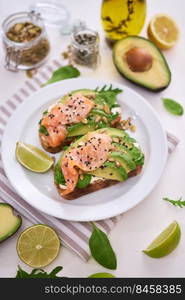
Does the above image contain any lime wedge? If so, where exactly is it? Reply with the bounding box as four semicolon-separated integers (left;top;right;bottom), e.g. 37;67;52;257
16;142;54;173
143;221;181;258
17;224;61;268
88;272;115;278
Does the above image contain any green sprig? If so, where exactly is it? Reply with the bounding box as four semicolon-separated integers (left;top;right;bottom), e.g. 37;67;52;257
15;265;63;278
163;197;185;208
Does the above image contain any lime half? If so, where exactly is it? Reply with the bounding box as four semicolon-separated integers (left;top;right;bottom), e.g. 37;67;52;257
89;273;115;278
16;142;54;173
17;224;61;268
143;221;181;258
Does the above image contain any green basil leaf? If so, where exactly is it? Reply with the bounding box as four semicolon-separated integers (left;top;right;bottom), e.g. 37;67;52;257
16;266;30;278
43;65;80;86
89;223;117;270
88;272;115;278
39;125;49;136
49;266;63;277
54;164;66;185
162;98;184;116
76;174;92;188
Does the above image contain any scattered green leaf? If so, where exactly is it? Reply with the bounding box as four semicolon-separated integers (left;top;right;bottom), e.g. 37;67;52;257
163;197;185;208
42;65;80;86
162;98;184;116
89;223;117;270
39;125;49;136
95;85;122;109
15;265;63;278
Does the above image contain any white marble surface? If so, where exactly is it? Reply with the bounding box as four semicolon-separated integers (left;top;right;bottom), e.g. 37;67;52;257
0;0;185;278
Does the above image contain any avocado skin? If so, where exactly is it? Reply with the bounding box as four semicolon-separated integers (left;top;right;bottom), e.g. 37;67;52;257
0;203;22;243
113;36;171;92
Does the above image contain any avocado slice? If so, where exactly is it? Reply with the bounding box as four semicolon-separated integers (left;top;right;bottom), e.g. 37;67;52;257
112;142;144;165
67;121;97;137
0;203;22;243
113;36;171;92
61;89;95;104
110;151;136;172
87;161;128;181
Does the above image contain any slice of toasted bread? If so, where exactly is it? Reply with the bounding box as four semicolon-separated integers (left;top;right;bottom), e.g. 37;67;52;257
56;165;142;200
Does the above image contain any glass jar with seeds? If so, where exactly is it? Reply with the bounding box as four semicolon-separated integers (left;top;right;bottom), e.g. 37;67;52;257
2;11;50;71
70;26;100;68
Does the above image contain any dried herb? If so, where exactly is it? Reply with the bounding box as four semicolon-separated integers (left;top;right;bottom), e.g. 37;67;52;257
102;0;135;35
162;98;184;116
89;223;117;270
42;65;80;86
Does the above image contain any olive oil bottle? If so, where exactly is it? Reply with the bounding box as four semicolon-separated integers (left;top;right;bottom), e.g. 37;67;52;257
101;0;146;43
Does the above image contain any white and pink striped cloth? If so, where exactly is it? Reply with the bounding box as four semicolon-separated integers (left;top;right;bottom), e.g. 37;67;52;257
0;59;179;261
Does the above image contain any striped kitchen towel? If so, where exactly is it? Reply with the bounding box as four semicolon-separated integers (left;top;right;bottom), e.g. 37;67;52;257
0;59;179;261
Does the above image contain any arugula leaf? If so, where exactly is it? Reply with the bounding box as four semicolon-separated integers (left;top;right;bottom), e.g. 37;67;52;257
162;98;184;116
163;197;185;208
54;164;66;185
91;109;118;121
15;265;63;278
95;85;122;109
39;125;49;136
43;65;80;86
89;223;117;270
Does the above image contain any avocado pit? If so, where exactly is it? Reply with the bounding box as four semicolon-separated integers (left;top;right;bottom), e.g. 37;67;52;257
125;47;153;72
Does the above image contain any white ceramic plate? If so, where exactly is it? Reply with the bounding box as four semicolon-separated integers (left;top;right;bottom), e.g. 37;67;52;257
2;78;168;221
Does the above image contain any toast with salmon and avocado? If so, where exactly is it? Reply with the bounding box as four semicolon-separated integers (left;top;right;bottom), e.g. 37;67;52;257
39;86;122;153
54;128;144;200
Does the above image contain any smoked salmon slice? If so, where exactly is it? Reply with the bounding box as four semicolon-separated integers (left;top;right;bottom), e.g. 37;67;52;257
61;132;112;195
40;94;94;148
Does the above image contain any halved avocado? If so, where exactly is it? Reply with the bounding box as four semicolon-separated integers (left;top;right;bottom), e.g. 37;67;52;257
113;36;171;91
87;161;128;181
0;203;22;243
